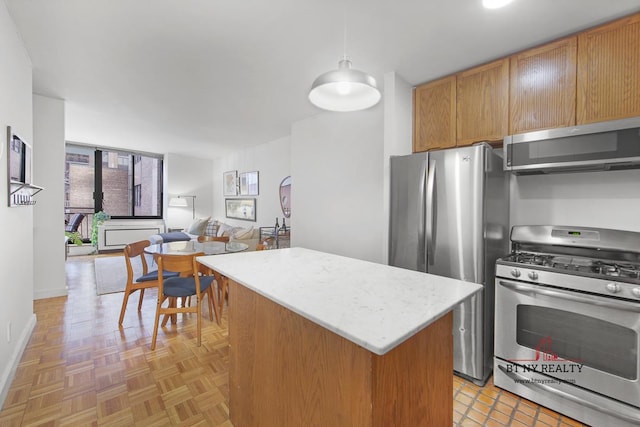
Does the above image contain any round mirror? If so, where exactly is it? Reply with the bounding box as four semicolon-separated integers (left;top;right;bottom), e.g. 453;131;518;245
279;176;291;218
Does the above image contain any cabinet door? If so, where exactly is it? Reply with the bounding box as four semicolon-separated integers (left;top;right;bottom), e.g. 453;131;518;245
456;58;509;146
510;37;577;134
413;76;456;152
577;13;640;124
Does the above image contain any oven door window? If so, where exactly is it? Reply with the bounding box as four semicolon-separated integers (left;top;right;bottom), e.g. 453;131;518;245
517;305;638;380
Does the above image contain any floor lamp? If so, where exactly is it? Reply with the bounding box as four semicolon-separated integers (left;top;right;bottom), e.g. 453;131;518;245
169;195;196;219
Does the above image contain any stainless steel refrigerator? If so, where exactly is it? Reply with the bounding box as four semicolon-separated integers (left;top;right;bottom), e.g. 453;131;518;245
389;143;509;384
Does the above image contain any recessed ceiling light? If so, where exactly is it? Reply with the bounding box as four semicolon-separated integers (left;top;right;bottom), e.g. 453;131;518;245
483;0;513;9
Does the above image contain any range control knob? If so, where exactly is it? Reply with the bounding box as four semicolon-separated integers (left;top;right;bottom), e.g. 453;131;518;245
606;283;621;294
511;269;521;278
528;271;539;280
632;288;640;298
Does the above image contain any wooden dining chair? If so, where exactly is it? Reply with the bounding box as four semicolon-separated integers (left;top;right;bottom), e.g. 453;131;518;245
209;241;267;322
197;235;230;243
151;252;218;350
211;269;230;324
195;235;230;315
119;239;180;325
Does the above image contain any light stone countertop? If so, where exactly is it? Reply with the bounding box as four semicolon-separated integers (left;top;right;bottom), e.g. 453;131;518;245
197;247;482;355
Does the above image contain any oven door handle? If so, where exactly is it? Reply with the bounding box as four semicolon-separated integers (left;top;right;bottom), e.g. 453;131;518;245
497;364;640;424
498;280;640;312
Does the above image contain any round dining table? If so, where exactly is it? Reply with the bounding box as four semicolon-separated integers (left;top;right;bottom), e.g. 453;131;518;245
144;240;249;256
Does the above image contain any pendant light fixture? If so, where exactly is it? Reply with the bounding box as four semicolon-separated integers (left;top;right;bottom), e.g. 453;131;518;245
308;4;381;112
482;0;513;8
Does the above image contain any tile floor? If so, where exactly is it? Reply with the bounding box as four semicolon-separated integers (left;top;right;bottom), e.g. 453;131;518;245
453;375;588;427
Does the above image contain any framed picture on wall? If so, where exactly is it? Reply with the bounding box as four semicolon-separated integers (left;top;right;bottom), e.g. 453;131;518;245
225;198;256;221
239;171;259;195
223;170;238;196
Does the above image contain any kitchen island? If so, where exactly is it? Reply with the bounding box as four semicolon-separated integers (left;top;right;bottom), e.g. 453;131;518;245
197;248;482;427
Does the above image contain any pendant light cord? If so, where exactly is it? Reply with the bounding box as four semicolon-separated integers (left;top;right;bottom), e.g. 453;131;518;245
343;0;348;61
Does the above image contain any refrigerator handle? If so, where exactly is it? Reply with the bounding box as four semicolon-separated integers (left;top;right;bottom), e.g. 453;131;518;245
426;161;436;266
418;163;427;270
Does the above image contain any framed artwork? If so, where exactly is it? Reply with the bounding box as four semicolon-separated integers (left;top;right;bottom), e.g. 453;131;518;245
225;198;256;221
223;170;238;196
239;171;259;195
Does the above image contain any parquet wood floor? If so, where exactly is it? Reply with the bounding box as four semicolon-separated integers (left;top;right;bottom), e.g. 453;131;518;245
1;255;232;427
0;255;587;426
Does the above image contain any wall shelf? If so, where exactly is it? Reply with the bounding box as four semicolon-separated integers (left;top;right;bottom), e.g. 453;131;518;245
6;126;44;206
8;181;44;206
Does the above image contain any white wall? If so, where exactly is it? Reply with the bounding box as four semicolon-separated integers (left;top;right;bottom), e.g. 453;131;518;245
33;94;66;299
164;153;214;229
510;169;640;231
212;136;291;229
291;107;385;263
0;1;37;409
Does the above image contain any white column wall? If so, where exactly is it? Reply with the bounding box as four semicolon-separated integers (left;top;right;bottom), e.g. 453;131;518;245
0;1;37;409
33;94;66;299
291;107;385;264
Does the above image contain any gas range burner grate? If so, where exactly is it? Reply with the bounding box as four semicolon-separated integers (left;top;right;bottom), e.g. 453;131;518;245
510;252;554;266
591;261;640;279
503;252;640;281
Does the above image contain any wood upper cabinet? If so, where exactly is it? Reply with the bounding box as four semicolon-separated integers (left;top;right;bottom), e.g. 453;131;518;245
577;13;640;124
413;75;457;152
412;12;640;151
510;37;577;135
456;58;509;146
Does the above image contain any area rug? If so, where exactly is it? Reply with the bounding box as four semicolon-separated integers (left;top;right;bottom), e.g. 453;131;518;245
94;254;154;295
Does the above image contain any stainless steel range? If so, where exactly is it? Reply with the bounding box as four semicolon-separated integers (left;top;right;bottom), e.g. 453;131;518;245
494;225;640;427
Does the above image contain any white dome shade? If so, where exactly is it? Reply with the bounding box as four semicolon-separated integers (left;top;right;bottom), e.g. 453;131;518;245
308;59;381;112
483;0;513;9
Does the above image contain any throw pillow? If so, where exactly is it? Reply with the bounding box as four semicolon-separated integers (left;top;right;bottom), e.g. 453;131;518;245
204;219;219;237
232;226;254;240
217;222;234;237
187;216;210;236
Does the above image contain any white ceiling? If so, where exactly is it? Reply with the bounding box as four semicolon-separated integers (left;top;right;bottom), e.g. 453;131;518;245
5;0;640;159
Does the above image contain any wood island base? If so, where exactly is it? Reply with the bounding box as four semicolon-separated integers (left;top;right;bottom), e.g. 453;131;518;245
228;279;454;427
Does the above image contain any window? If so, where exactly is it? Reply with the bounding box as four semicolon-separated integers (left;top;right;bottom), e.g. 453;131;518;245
65;144;163;220
64;145;95;238
134;184;142;207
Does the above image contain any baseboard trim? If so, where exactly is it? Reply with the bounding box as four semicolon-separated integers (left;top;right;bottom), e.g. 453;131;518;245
0;313;36;410
34;287;68;300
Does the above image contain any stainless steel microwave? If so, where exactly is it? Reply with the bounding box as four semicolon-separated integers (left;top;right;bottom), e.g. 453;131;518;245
503;117;640;174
